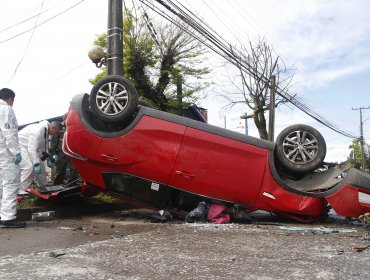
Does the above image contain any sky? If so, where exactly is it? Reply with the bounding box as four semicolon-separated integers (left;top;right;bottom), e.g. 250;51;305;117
0;0;370;163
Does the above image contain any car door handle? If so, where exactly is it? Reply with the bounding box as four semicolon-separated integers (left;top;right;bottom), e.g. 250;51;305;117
175;171;194;179
100;153;118;161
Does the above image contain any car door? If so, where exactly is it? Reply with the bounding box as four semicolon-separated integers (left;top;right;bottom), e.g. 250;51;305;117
95;115;186;185
169;127;269;206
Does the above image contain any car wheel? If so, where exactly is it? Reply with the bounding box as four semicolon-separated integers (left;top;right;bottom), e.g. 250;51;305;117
275;124;326;173
89;75;138;123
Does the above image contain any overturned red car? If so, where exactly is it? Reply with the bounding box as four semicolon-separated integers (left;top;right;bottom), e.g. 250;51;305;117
62;76;370;222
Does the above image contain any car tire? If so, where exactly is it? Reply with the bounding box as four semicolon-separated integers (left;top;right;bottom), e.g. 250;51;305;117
89;75;138;123
275;124;326;173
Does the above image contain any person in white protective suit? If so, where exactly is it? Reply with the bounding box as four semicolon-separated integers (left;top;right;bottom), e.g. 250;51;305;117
0;88;26;228
18;120;62;195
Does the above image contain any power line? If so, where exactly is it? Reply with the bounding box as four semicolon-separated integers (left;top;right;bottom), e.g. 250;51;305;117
9;0;45;83
196;0;356;130
0;0;86;45
268;0;354;119
0;0;68;34
31;60;89;96
140;0;358;139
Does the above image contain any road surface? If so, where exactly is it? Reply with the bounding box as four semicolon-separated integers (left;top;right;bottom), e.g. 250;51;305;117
1;208;369;280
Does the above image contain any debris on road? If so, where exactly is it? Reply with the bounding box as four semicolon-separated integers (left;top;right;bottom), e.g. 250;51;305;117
185;202;252;224
363;233;370;240
48;251;66;258
279;226;357;234
31;211;55;222
149;209;173;223
358;212;370;226
207;203;231;224
352;244;370;252
58;226;84;231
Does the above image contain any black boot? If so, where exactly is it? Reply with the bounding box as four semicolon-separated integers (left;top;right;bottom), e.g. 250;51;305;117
0;218;26;228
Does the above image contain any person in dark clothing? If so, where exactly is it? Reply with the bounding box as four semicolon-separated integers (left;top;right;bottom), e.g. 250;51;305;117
49;114;79;186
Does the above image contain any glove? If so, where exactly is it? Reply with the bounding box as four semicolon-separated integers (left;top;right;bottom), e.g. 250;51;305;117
34;163;42;174
13;153;22;165
47;159;53;168
52;154;59;163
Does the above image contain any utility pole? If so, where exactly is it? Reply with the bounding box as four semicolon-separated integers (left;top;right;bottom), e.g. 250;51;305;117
107;0;123;76
268;75;276;142
176;74;183;116
352;106;370;171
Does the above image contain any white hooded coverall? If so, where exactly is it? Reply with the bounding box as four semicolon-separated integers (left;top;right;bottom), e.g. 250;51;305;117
0;99;21;221
18;120;49;194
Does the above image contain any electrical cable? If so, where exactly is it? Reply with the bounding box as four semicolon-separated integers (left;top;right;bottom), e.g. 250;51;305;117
184;0;355;127
0;0;68;34
269;0;354;119
139;0;358;139
9;0;45;83
31;60;89;96
0;0;86;45
167;1;357;139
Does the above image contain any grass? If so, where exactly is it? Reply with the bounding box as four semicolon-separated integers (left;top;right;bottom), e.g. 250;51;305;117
89;193;122;204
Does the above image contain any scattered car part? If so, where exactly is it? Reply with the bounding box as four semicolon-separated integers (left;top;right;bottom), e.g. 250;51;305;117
32;211;55;222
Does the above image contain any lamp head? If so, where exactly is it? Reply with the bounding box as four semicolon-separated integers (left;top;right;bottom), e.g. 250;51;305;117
88;45;106;67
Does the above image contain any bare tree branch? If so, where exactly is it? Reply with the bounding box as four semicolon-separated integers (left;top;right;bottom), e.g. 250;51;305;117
218;37;296;139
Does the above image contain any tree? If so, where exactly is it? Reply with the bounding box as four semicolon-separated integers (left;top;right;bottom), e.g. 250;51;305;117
90;9;211;112
349;139;370;171
220;38;295;140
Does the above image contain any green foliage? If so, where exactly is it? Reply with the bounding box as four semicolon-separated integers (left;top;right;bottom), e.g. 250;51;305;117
122;9;156;95
89;8;211;112
92;193;121;203
89;69;106;85
349;139;370;170
93;33;108;48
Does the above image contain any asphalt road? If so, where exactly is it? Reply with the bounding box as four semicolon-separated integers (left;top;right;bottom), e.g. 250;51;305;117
1;206;369;280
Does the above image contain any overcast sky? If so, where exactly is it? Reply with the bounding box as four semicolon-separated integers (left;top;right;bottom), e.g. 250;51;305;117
1;0;370;162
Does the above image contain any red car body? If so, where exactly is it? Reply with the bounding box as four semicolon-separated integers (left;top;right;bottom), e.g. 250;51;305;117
63;93;370;222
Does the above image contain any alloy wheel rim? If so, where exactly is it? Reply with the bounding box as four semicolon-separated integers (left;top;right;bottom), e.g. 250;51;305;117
95;82;129;116
282;130;319;165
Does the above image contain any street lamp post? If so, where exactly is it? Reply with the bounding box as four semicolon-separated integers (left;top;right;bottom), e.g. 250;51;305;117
87;0;124;75
107;0;123;76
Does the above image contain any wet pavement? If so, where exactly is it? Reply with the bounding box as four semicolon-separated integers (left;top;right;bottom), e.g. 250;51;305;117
0;203;369;280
